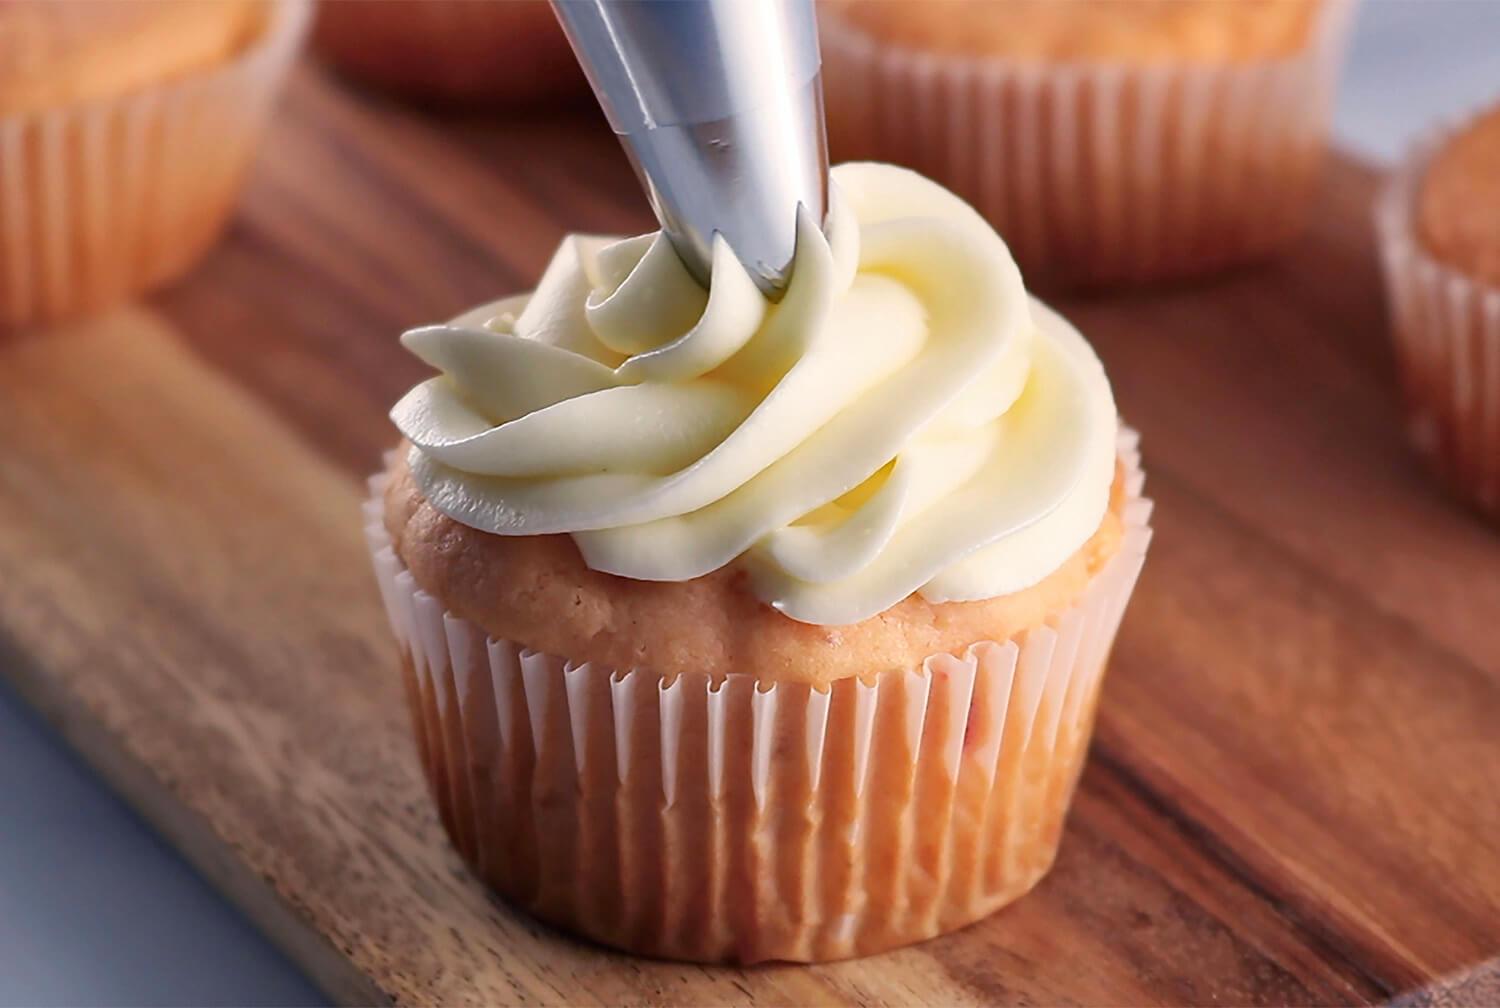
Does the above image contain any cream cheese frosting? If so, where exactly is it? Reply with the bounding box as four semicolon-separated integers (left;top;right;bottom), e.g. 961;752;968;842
392;162;1118;626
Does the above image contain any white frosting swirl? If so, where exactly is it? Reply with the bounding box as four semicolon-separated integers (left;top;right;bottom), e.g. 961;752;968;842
392;163;1118;626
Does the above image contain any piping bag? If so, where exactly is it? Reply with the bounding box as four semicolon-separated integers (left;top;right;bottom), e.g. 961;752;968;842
550;0;828;299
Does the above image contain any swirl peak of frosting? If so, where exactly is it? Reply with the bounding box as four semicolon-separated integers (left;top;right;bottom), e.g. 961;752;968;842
392;162;1118;626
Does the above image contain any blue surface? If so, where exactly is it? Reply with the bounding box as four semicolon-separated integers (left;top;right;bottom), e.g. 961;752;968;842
3;4;1499;1003
1335;0;1500;161
0;684;323;1007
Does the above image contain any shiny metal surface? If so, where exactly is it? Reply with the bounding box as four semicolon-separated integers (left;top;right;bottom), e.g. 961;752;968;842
551;0;828;297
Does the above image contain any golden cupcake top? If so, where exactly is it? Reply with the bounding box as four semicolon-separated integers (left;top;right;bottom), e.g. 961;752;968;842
1417;103;1500;289
0;0;265;115
312;0;584;104
821;0;1325;63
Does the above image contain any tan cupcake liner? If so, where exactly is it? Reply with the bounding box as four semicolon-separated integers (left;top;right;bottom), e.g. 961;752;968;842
818;0;1357;288
364;429;1152;963
0;0;310;327
1376;123;1500;522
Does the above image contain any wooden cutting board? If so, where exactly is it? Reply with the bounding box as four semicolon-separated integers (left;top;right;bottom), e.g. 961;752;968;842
2;63;1498;1007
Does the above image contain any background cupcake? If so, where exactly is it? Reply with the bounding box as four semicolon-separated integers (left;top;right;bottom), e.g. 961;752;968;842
818;0;1358;289
312;0;586;106
366;162;1152;963
1377;101;1500;523
0;0;308;326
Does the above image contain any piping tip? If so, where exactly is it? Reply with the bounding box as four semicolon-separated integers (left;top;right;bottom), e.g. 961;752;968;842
552;0;828;299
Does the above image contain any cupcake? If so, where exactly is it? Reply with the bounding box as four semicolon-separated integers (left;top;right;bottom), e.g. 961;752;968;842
0;0;308;326
312;0;585;105
1377;102;1500;523
818;0;1358;288
365;162;1152;962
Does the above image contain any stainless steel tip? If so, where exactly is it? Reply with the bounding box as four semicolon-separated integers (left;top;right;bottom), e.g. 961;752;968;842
551;0;828;298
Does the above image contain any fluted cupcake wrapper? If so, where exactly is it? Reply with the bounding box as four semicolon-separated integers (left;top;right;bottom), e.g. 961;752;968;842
364;430;1152;963
0;0;309;327
1376;124;1500;522
818;0;1356;289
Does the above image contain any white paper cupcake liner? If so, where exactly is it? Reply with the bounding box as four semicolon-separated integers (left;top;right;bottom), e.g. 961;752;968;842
364;429;1152;963
0;0;310;327
818;0;1357;288
1376;118;1500;521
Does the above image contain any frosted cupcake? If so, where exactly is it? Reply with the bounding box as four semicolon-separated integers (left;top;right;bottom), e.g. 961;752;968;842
365;162;1152;962
818;0;1357;288
0;0;308;325
1377;102;1500;522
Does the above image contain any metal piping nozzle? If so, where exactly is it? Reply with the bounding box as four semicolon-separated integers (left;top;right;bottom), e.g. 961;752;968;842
551;0;828;299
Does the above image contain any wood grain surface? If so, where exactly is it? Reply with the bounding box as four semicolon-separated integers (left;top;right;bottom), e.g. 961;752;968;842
2;62;1499;1006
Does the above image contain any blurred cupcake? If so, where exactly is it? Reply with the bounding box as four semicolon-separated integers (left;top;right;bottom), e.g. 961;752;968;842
312;0;585;105
819;0;1357;288
365;162;1152;962
0;0;308;326
1377;102;1500;523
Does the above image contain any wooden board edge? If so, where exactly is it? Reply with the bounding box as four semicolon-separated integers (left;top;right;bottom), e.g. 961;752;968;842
1388;960;1500;1008
0;630;388;1007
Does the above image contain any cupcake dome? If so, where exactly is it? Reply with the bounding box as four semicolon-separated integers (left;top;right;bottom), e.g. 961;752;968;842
1377;102;1500;522
1416;104;1500;288
818;0;1357;288
312;0;585;105
823;0;1325;63
0;0;264;113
